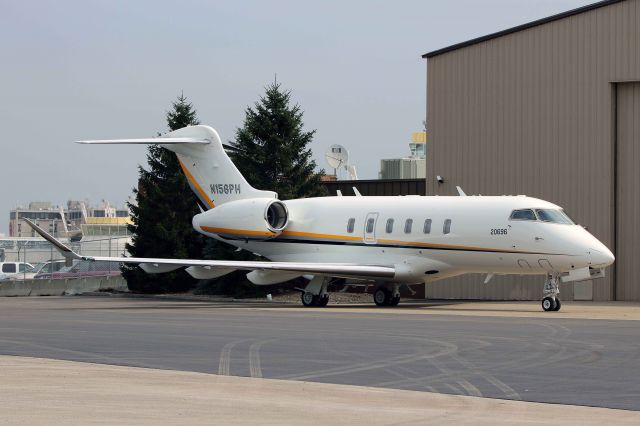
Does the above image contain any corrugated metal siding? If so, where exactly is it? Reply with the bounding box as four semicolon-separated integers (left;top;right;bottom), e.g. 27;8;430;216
616;82;640;301
426;0;640;301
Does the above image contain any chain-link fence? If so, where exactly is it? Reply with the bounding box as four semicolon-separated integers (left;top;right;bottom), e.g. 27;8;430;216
0;237;130;280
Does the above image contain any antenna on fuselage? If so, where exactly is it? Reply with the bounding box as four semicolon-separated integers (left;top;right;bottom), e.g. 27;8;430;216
456;186;467;196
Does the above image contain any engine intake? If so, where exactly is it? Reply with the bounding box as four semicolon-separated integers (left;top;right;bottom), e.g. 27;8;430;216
193;198;289;240
266;200;288;232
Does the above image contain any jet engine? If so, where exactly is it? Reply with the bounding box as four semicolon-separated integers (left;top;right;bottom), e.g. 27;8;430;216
192;197;289;240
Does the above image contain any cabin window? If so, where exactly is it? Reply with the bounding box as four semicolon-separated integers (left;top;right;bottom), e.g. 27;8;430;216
443;219;452;234
2;263;16;273
347;218;355;233
423;219;432;234
366;218;375;233
385;218;394;233
404;219;413;234
510;209;537;221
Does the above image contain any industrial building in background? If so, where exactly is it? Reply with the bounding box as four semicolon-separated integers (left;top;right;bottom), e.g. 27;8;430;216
379;132;426;179
2;200;131;263
423;0;639;301
9;200;128;238
321;132;426;196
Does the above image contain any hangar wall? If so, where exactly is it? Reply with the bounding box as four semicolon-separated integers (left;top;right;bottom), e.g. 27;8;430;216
424;0;640;301
616;82;640;301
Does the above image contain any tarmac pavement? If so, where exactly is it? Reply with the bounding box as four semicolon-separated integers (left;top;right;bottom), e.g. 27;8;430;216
0;296;639;415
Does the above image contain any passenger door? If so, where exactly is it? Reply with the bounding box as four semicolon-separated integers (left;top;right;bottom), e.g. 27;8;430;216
363;212;379;244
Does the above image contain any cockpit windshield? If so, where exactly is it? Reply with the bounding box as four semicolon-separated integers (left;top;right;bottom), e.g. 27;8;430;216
510;208;575;224
509;209;537;221
535;209;574;225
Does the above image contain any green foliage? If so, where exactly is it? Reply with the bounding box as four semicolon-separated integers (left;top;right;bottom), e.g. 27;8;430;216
122;94;204;293
199;83;327;296
228;83;327;199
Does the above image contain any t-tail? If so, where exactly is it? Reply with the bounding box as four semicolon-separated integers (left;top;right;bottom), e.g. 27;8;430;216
77;125;276;210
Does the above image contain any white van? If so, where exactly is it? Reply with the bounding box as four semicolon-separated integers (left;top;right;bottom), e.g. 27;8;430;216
0;262;36;279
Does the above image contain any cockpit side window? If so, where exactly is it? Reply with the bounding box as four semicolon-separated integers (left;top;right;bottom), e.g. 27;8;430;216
535;209;574;225
509;209;537;221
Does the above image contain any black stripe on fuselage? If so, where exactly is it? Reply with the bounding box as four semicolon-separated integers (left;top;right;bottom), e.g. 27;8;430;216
215;235;573;256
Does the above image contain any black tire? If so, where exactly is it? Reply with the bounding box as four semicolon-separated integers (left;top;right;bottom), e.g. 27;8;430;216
316;295;329;307
552;298;562;311
389;295;400;306
374;288;391;307
301;292;318;307
542;296;556;312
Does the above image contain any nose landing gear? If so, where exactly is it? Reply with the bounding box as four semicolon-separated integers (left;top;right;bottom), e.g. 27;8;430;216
541;274;562;312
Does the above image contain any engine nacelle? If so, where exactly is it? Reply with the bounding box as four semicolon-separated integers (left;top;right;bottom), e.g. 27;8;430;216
192;198;289;240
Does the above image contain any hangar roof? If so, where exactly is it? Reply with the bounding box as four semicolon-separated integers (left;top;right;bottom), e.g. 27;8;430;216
422;0;624;58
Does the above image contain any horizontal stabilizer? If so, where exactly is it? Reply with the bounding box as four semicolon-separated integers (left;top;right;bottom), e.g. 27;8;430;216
76;138;210;145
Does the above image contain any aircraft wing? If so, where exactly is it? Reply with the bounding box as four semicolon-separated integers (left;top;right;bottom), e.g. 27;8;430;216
24;219;395;280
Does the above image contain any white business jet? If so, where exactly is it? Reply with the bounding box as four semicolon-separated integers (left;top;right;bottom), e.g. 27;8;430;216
25;125;614;311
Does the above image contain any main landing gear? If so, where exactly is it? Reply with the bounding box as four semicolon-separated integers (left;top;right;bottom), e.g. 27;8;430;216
301;291;329;307
541;274;562;312
373;284;401;307
300;276;330;307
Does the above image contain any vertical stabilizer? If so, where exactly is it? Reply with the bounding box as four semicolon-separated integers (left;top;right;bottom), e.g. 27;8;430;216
78;125;277;209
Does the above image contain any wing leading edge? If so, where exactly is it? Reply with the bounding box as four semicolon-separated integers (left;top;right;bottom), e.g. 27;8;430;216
24;219;395;280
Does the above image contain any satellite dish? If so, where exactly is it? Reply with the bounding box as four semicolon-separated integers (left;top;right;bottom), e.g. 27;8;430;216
325;144;349;169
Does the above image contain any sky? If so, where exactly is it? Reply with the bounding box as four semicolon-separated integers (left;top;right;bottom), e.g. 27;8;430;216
0;0;594;235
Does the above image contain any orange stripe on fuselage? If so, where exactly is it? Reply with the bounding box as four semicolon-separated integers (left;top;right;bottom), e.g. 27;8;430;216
200;226;522;253
376;238;514;253
281;230;362;241
201;226;274;237
178;160;215;209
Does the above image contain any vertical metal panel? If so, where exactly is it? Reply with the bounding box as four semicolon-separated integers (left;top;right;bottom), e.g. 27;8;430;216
616;82;640;301
426;0;640;300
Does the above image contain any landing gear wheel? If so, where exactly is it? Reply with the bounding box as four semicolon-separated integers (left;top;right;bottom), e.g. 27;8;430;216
374;288;391;307
316;294;329;307
388;295;400;306
301;292;318;307
542;296;556;312
552;298;562;311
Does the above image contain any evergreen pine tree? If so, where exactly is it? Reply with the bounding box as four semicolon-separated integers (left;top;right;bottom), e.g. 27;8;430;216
228;83;327;199
123;94;204;293
196;83;326;296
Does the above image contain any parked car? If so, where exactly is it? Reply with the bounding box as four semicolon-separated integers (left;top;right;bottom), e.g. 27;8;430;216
32;260;68;278
0;262;36;279
36;260;121;279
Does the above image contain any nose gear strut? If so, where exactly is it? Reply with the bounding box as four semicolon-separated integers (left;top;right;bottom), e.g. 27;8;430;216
542;273;561;312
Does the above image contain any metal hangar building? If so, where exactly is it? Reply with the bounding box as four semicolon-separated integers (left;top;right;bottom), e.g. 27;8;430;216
423;0;640;301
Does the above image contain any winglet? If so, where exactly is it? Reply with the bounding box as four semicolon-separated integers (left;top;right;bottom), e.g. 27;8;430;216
23;219;83;260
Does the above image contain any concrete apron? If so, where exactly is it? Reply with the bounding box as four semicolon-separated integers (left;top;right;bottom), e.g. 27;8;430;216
1;356;639;425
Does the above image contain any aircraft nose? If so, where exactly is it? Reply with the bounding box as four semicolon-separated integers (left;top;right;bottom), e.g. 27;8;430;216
588;243;615;267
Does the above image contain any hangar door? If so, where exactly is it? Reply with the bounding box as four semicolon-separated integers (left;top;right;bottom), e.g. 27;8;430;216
616;82;640;301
